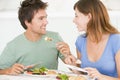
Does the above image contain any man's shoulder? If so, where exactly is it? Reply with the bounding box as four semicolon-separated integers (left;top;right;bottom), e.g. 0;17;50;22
46;31;58;35
45;31;62;40
46;31;59;36
7;33;24;45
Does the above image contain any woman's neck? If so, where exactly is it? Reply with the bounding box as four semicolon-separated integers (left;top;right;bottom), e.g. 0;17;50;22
87;34;110;44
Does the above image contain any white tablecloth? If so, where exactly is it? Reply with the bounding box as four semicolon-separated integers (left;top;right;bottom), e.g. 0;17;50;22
0;73;94;80
0;75;57;80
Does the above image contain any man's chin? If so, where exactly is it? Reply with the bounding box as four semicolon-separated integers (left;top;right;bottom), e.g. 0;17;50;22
42;31;46;35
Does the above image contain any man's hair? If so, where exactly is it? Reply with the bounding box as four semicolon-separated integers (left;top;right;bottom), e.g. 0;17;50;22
18;0;48;29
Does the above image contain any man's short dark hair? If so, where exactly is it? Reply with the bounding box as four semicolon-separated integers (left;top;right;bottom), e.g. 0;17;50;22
18;0;48;29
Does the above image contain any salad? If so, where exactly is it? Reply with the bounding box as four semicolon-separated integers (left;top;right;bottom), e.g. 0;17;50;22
26;67;48;75
56;74;69;80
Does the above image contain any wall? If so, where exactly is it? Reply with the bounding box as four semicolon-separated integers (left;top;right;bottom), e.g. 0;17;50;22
0;0;120;71
0;10;120;71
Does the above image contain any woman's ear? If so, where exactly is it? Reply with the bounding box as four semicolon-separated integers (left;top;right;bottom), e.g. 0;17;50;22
87;13;92;21
85;13;91;24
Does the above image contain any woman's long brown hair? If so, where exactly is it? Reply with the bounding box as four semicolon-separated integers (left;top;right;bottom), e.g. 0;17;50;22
74;0;119;43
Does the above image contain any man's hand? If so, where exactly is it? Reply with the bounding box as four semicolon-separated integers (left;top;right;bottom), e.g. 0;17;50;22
64;55;76;65
56;42;71;56
6;63;24;75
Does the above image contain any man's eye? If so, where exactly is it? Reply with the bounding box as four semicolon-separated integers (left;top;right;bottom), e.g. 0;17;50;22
39;17;47;20
39;18;43;20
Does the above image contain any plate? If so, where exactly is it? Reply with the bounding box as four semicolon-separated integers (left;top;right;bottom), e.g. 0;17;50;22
23;72;57;78
22;70;62;78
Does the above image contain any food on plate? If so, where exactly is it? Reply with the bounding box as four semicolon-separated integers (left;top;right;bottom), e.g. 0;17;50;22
25;66;86;80
56;74;69;80
47;70;57;75
26;67;48;75
69;76;86;80
56;73;87;80
44;37;52;41
25;67;57;75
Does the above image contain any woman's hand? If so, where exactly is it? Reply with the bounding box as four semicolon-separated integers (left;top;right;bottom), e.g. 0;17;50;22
85;67;103;80
56;42;71;56
6;63;24;75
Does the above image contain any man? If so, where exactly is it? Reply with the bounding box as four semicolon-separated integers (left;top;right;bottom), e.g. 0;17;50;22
0;0;75;75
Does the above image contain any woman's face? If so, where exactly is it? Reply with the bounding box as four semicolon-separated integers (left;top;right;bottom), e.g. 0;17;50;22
73;8;91;32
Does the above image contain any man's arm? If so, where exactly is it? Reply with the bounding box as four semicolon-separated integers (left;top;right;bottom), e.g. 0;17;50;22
0;63;24;75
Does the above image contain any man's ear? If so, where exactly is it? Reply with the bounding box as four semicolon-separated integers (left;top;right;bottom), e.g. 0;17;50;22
25;20;30;28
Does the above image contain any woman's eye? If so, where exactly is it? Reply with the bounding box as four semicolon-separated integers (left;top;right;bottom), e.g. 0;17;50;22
75;14;78;17
75;15;78;17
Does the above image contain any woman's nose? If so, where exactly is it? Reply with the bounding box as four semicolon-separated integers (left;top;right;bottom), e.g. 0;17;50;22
73;18;75;23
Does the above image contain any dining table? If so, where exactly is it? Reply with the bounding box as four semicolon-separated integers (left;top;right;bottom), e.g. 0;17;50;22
0;74;57;80
0;64;95;80
0;72;95;80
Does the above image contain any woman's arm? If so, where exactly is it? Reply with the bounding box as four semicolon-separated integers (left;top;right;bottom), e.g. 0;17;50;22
76;49;81;67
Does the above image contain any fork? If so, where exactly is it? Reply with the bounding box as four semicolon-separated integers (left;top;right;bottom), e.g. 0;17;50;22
75;59;82;64
24;62;42;71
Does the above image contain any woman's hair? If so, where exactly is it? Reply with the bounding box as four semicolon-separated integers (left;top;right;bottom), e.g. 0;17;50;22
18;0;48;29
74;0;119;43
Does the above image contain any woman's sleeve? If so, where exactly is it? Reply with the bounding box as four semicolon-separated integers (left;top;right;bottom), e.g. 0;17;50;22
112;34;120;55
75;35;83;53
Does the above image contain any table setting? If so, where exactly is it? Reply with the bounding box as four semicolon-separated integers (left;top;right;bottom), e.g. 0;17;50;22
0;64;96;80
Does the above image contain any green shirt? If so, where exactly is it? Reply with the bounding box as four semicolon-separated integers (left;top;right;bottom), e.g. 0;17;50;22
0;31;64;69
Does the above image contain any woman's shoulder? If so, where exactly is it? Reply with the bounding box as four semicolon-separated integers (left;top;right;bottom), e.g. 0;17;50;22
76;34;86;41
75;34;87;46
110;34;120;40
111;34;120;37
109;34;120;55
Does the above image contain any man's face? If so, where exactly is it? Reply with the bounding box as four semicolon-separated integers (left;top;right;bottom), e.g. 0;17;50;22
27;9;48;35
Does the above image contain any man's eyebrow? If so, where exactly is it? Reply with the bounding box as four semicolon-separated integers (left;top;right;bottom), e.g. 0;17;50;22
40;14;48;17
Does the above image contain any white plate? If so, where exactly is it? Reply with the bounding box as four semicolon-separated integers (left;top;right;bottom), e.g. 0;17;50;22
22;72;57;78
22;70;64;78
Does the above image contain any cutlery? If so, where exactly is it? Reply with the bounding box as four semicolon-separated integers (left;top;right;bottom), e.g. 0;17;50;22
64;64;88;75
24;62;41;71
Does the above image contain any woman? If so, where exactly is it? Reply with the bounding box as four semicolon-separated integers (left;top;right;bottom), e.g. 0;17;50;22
73;0;120;80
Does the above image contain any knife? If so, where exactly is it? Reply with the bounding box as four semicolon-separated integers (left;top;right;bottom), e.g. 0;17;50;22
64;64;88;75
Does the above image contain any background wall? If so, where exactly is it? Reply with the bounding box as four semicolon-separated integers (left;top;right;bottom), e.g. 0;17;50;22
0;0;120;71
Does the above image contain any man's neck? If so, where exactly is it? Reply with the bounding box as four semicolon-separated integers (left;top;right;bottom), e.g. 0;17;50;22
24;31;42;42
